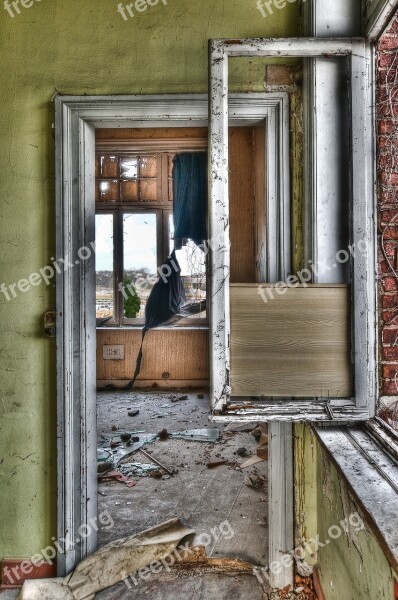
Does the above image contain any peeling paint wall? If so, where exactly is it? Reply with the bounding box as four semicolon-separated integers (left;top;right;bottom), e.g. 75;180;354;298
297;425;397;600
294;424;318;565
0;0;301;566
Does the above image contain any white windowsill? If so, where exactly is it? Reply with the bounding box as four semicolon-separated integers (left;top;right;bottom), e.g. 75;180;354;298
314;420;398;574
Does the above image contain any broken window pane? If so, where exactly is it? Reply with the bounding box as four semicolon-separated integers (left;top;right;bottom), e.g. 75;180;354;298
101;155;119;178
169;215;207;319
120;156;138;179
97;179;119;202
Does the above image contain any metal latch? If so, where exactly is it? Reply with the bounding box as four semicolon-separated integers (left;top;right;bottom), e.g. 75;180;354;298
44;310;56;337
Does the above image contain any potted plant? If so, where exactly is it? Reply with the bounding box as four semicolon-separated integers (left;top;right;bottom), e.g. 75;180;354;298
123;277;141;318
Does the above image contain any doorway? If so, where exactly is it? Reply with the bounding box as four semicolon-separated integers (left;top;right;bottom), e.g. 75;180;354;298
94;125;270;598
55;94;291;586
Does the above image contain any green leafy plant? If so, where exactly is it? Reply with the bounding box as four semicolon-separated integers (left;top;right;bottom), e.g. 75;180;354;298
123;277;141;318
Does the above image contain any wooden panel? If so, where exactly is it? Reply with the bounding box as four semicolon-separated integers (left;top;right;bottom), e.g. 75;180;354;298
229;127;256;283
230;284;352;398
96;127;208;141
97;328;209;382
253;127;266;282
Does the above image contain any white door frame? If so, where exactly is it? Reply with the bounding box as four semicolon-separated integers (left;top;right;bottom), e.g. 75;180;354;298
54;93;292;577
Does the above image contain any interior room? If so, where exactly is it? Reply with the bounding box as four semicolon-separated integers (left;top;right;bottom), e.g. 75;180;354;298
94;126;271;598
2;2;398;600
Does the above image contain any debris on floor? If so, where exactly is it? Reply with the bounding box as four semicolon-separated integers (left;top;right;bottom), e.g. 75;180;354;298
224;422;260;432
171;428;220;442
97;426;221;486
138;447;176;476
98;433;158;467
99;470;136;488
238;425;269;467
169;544;256;576
170;394;188;403
240;455;264;469
266;576;318;599
118;462;161;477
244;473;266;489
97;391;270;574
17;519;194;600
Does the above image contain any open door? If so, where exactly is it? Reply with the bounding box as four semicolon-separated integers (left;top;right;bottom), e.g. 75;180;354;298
208;38;376;423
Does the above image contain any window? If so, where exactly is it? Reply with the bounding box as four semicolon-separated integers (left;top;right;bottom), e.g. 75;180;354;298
208;38;375;419
95;151;207;326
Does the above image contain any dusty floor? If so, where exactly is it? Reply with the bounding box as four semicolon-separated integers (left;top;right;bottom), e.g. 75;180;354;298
96;389;269;598
0;392;317;599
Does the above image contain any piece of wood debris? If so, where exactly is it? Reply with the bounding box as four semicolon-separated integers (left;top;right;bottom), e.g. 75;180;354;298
240;455;264;469
171;545;254;575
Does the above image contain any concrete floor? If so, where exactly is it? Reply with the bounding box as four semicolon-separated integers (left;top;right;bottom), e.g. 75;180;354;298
95;572;266;599
96;389;269;598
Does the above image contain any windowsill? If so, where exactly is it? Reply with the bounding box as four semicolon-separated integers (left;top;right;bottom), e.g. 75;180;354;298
96;325;209;331
313;420;398;574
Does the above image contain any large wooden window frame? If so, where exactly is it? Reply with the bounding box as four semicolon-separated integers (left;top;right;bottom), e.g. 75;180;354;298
95;146;208;327
209;38;377;421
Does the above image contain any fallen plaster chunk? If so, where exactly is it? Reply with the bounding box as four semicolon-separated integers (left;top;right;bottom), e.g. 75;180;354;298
16;578;75;600
17;518;194;600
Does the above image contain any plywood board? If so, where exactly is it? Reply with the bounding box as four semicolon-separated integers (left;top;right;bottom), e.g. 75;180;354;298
230;284;352;398
97;328;209;382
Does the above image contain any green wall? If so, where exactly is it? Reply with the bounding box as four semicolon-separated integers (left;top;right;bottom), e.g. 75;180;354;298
0;0;301;564
296;425;397;600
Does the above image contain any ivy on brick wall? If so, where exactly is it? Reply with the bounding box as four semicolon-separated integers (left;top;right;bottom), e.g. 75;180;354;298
377;15;398;425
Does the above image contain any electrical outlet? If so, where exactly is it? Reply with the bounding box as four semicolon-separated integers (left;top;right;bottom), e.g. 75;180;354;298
103;345;125;360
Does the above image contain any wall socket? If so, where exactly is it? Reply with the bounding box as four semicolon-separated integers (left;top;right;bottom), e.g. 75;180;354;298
103;345;125;360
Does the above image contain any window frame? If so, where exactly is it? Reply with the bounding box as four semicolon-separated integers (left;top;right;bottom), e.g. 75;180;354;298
95;149;208;328
209;38;376;420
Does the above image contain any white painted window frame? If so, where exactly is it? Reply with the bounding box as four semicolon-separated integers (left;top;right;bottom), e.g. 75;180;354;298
55;93;290;574
364;0;398;40
209;38;377;422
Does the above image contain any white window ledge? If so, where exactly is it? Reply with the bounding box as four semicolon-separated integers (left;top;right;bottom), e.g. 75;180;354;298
314;420;398;574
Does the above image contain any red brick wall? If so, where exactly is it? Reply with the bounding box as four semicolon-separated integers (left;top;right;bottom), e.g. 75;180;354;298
377;16;398;396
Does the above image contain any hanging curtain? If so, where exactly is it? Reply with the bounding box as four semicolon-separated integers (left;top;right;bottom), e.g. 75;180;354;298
172;152;208;249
